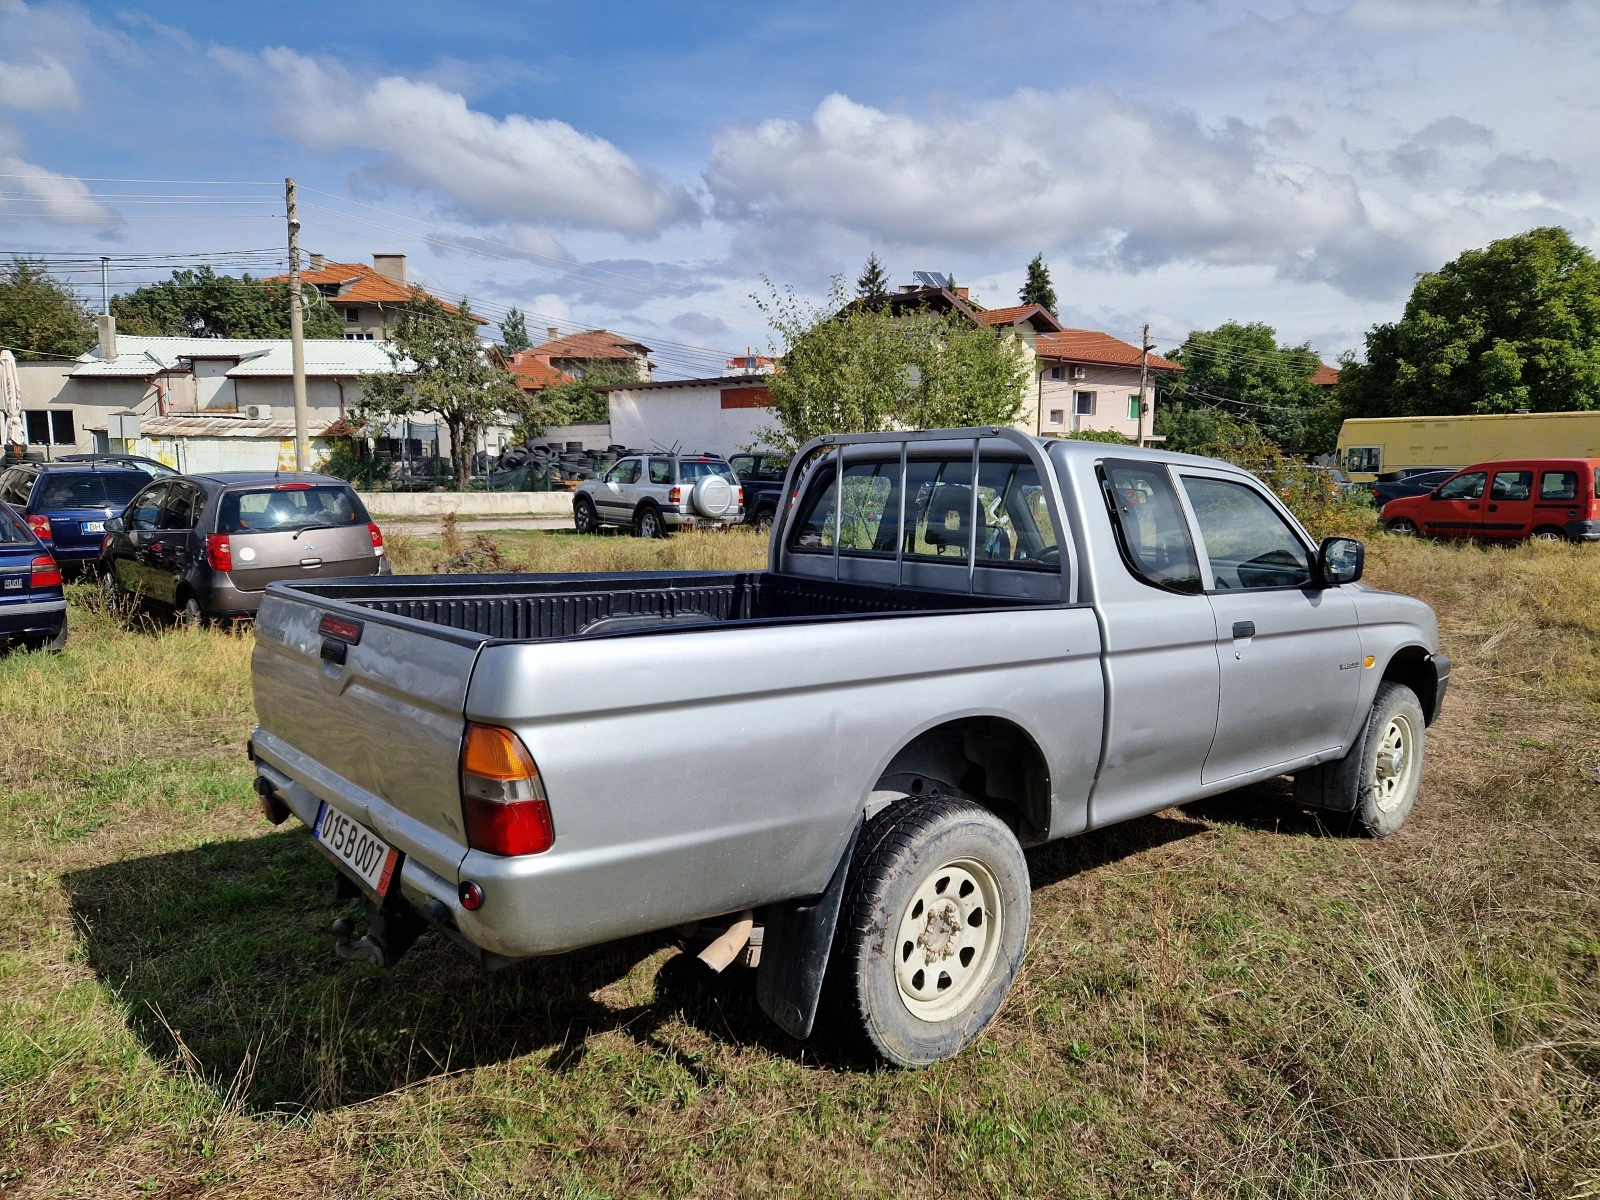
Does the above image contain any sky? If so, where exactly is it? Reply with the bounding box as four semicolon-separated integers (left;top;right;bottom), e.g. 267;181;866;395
0;0;1596;376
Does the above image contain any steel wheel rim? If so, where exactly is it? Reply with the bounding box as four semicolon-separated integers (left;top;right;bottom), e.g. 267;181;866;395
643;512;660;537
893;856;1003;1022
1371;713;1416;813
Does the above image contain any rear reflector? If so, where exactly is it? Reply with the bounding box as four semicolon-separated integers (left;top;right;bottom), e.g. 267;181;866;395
205;533;232;572
30;555;61;589
367;522;384;556
460;723;554;856
25;513;51;542
318;614;363;644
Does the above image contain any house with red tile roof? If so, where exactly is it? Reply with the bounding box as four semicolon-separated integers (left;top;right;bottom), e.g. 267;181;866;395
266;254;486;341
503;328;653;395
1311;362;1340;388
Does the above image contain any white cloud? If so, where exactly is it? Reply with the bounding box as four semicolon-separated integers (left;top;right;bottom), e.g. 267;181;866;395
0;153;113;226
0;53;79;111
225;48;700;237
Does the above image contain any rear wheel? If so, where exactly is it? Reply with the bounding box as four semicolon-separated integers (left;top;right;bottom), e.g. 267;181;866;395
1388;517;1419;536
635;505;666;539
829;797;1030;1067
573;496;599;535
753;505;775;534
177;593;204;629
1530;526;1567;543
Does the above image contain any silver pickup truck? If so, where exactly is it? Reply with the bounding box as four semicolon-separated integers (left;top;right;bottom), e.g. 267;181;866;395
248;428;1448;1067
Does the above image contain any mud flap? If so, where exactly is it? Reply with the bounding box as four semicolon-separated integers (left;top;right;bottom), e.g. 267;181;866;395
755;820;861;1040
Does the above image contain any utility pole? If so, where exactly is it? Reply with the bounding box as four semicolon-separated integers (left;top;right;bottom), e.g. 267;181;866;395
1138;322;1153;448
286;177;309;470
100;257;109;315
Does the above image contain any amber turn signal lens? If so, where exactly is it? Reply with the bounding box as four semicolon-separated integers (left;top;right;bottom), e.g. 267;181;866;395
462;723;538;781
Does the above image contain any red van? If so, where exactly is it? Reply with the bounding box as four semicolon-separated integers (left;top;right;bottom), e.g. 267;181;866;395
1380;458;1600;542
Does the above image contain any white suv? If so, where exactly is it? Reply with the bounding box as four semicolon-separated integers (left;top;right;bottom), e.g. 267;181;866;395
572;453;744;537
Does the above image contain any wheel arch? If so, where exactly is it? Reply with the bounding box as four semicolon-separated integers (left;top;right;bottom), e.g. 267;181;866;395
868;713;1053;842
1380;645;1438;726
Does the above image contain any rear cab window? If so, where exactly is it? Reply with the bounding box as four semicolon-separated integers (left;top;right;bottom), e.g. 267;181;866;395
1097;459;1202;593
34;472;147;510
677;459;735;484
216;485;368;534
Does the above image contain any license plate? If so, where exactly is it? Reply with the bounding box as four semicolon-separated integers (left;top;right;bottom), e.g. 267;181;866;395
81;521;105;534
313;801;401;897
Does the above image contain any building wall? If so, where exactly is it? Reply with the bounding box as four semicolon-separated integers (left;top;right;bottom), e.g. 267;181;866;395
1032;363;1153;441
608;385;776;458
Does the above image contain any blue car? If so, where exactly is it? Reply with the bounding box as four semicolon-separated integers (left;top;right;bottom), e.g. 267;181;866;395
0;500;66;652
0;462;150;572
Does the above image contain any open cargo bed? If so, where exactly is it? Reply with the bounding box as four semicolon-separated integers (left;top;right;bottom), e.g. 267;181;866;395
274;570;1036;643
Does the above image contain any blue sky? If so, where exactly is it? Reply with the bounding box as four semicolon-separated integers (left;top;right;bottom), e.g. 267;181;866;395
1;0;1596;375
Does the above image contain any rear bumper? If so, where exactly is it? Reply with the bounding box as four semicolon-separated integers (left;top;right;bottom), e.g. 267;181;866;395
0;597;66;643
1564;520;1600;542
664;509;743;530
199;558;392;617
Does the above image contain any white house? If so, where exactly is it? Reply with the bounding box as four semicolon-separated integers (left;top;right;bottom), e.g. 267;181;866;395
603;374;776;457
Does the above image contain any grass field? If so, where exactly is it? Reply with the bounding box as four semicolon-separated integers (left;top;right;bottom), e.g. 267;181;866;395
2;530;1597;1198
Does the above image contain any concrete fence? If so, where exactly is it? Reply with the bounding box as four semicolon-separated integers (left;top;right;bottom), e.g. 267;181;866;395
359;491;574;518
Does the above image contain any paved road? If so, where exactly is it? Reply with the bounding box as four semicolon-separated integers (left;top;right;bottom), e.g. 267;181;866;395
382;515;575;537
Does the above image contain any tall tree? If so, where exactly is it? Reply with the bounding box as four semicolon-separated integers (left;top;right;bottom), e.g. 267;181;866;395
1339;227;1600;418
754;277;1028;454
1019;253;1056;314
856;253;889;300
1156;321;1338;454
0;258;95;359
356;295;533;490
527;358;641;428
499;306;531;352
112;266;344;339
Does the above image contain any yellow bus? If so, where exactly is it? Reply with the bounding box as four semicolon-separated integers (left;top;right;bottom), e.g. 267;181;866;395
1336;411;1600;482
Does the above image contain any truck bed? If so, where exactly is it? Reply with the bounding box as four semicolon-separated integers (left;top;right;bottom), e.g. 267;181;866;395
277;569;1034;642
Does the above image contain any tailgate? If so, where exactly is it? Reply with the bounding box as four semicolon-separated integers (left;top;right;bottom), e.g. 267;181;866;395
230;525;382;592
251;584;486;873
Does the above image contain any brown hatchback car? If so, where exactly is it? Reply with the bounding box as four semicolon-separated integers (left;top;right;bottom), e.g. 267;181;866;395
98;471;389;621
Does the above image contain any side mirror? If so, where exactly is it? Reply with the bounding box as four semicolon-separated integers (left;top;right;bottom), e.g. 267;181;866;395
104;516;125;534
1318;536;1364;586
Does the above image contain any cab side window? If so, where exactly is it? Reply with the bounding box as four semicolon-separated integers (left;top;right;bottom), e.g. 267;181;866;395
127;483;167;531
606;459;641;485
158;484;198;530
1436;472;1486;501
1099;460;1201;593
1489;471;1532;501
648;458;673;485
1539;471;1579;501
1181;476;1312;590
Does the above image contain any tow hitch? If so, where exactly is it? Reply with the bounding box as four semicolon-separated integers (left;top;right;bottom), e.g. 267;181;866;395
331;897;426;969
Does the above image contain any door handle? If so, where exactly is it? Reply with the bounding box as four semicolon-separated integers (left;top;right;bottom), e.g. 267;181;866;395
1467;503;1478;510
1232;620;1256;639
1488;504;1498;512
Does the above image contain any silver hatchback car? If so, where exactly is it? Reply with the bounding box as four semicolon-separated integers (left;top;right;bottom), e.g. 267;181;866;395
100;471;390;621
572;453;743;537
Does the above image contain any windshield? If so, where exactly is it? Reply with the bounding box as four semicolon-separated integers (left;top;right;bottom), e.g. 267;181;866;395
677;460;735;483
216;485;369;534
35;472;148;510
0;503;33;546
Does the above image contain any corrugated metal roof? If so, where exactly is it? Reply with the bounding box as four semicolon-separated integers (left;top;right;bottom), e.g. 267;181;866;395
85;413;341;438
72;336;399;379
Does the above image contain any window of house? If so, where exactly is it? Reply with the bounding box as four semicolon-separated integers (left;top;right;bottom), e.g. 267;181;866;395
50;411;74;445
1048;409;1064;425
1050;366;1063;381
1074;391;1096;416
24;411;50;444
344;307;360;323
1128;395;1142;421
1539;471;1579;501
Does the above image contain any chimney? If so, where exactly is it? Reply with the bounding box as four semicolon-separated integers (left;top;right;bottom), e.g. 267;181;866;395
97;314;117;362
373;254;407;285
546;326;560;342
309;252;325;272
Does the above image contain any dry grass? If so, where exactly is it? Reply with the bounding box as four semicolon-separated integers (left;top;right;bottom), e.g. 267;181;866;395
0;534;1596;1198
386;520;770;576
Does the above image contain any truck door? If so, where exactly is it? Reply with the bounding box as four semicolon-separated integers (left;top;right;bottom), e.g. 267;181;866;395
1421;470;1486;537
149;482;200;606
1175;473;1362;783
598;457;640;522
1482;467;1534;538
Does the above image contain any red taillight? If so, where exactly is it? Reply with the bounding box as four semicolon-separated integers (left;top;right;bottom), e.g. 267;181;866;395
668;486;681;505
30;555;62;589
367;521;384;556
273;482;311;490
25;513;51;542
205;533;232;572
737;487;744;506
460;723;554;856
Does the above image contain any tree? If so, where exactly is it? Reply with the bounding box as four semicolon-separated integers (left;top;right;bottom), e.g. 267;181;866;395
856;253;890;300
754;277;1029;454
1019;253;1056;314
111;266;344;339
1156;320;1338;454
500;307;531;352
356;294;532;490
1338;227;1600;418
527;358;641;429
0;258;95;359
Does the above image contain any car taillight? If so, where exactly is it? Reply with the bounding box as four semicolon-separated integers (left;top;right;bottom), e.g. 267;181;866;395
668;486;681;504
30;555;61;589
460;723;554;856
367;522;384;556
205;533;232;572
25;513;51;541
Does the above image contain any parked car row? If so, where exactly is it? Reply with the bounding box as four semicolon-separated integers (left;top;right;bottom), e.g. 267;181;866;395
1379;457;1600;543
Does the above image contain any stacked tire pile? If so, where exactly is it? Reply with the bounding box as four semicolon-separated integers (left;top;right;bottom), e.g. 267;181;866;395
495;442;637;488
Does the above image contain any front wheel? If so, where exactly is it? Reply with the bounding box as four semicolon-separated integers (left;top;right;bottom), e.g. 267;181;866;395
829;797;1030;1067
573;496;599;535
1296;681;1425;837
1388;517;1419;536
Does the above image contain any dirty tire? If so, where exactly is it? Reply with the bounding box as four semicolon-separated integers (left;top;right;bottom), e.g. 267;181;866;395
573;496;599;534
1387;517;1419;536
754;505;775;534
828;797;1030;1067
634;505;666;539
1319;681;1426;838
177;594;204;630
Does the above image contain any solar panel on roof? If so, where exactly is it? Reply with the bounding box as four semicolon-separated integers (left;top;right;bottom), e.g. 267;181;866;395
911;271;949;289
